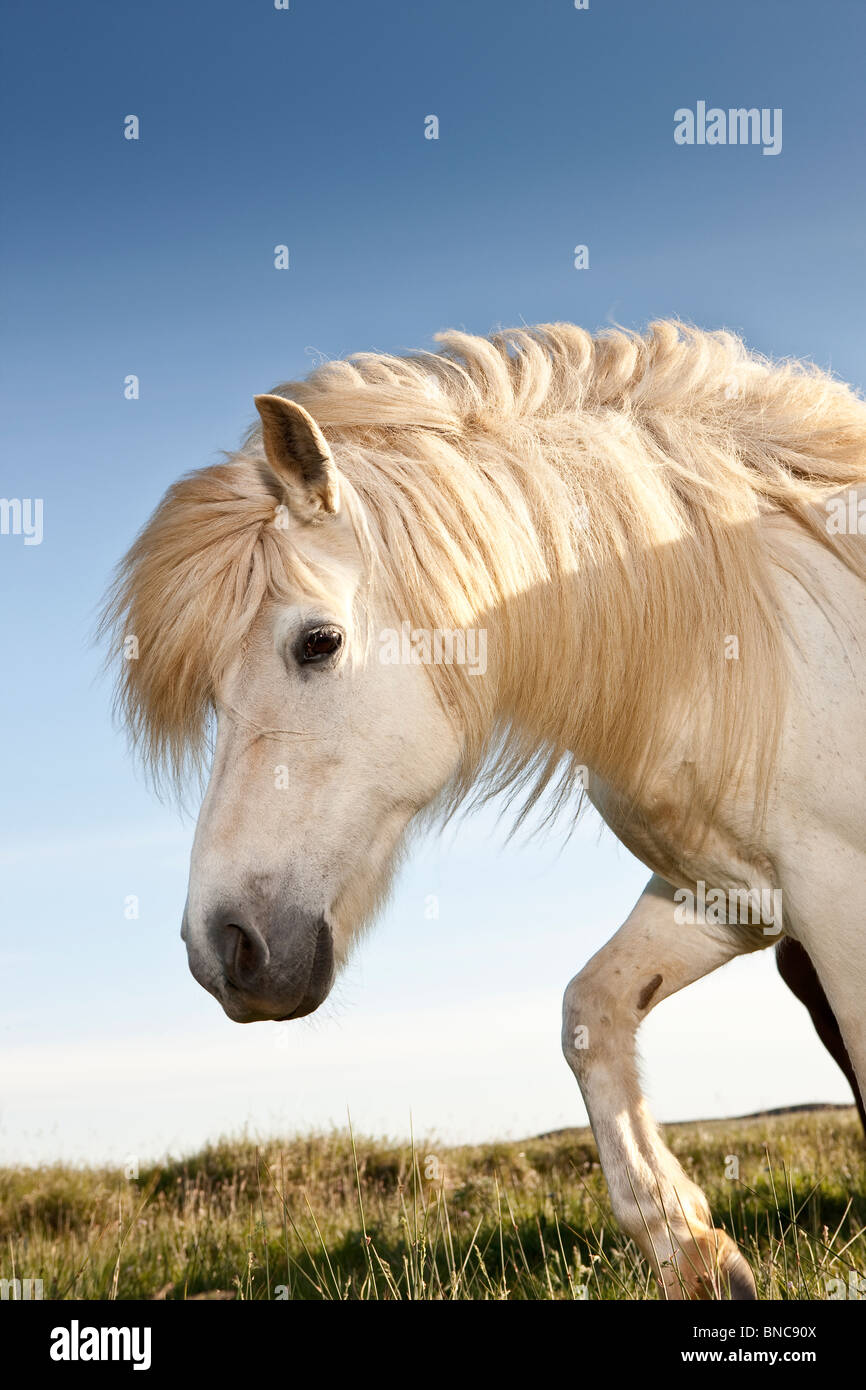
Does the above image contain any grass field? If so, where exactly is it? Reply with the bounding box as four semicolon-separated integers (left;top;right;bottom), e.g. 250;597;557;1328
2;1107;864;1300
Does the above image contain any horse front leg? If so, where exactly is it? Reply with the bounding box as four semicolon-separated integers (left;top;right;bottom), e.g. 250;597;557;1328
775;937;866;1135
561;873;766;1299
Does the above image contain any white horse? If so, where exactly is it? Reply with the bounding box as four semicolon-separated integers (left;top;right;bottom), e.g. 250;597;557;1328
104;322;866;1299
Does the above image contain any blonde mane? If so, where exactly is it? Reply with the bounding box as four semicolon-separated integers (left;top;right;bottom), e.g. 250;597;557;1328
102;321;866;830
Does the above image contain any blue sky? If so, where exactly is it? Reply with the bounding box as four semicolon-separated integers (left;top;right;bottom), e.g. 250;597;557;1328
1;0;864;1164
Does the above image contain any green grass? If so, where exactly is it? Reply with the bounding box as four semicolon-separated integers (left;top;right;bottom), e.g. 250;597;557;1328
2;1108;864;1300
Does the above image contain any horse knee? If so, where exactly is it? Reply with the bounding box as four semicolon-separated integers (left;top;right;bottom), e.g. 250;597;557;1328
561;967;628;1075
561;971;589;1068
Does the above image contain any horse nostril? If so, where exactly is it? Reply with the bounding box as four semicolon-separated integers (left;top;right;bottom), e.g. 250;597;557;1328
221;922;268;987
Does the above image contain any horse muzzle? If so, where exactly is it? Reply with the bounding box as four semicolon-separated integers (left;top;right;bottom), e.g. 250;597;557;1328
183;903;335;1023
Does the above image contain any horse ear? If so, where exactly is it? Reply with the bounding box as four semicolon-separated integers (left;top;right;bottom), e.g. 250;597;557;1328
254;395;340;516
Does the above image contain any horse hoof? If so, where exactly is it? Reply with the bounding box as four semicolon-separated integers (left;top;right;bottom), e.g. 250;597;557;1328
718;1234;758;1300
726;1263;758;1300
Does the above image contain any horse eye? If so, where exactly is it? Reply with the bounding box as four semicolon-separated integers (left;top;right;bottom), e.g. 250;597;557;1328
298;625;344;665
